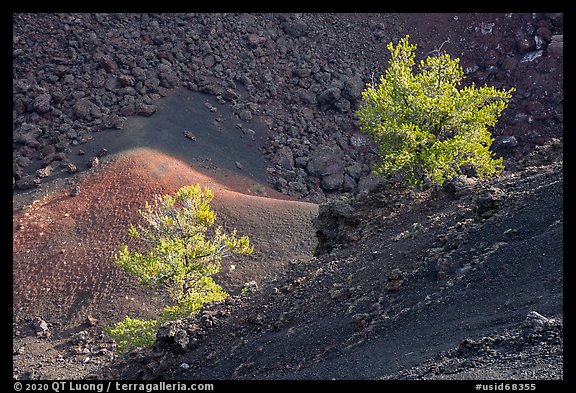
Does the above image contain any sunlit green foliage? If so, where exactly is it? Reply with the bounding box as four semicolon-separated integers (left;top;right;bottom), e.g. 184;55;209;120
104;316;158;354
357;35;515;188
107;185;253;352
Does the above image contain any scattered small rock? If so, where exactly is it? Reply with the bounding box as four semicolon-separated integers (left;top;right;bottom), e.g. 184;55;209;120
241;128;256;140
204;102;217;112
118;74;135;87
183;131;196;141
352;313;372;333
86;314;98;327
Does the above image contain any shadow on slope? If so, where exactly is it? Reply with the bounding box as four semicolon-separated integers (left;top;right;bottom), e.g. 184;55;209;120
105;140;563;380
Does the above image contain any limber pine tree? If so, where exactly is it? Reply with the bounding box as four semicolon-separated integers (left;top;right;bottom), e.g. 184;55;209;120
106;184;253;353
356;35;515;189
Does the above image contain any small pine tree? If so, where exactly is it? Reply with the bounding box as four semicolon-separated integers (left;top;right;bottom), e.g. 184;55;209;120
106;185;253;352
356;35;515;188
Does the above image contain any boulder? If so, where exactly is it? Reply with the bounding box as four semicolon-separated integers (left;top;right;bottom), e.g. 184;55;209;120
292;67;311;78
155;320;190;353
294;156;310;168
352;313;372;333
298;89;317;106
15;123;42;141
32;317;50;338
345;163;364;180
203;55;215;68
475;186;505;219
342;174;357;192
70;185;81;197
547;35;563;58
35;165;54;179
386;268;404;293
317;87;341;106
14;98;26;114
334;97;351;113
492;135;518;157
536;26;552;42
183;130;196;141
313;194;360;255
238;109;253;122
306;145;345;178
72;98;101;120
65;162;78;173
88;156;100;168
33;93;52;114
523;311;553;332
247;34;266;48
283;19;308;37
118;74;136;87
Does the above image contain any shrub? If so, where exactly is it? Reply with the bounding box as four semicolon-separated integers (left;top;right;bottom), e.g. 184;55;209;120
107;185;253;353
356;35;515;188
104;316;158;354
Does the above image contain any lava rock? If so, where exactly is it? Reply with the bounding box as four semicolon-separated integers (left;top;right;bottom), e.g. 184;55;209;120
320;173;344;191
492;135;518;157
283;19;308;37
15;175;41;190
306;145;345;178
547;35;563;58
32;317;50;338
88;156;100;168
475;187;504;218
156;320;190;353
343;75;365;100
33;93;52;114
317;87;342;106
73;98;101;120
273;146;295;170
